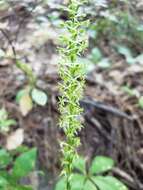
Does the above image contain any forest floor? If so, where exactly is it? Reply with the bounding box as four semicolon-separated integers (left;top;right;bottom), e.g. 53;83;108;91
0;1;143;190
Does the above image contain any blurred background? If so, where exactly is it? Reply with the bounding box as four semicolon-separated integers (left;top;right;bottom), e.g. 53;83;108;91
0;0;143;189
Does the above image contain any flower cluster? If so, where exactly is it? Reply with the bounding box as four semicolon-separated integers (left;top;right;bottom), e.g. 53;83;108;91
58;0;89;189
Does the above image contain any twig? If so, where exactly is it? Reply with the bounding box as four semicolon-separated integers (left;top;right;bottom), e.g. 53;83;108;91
0;28;36;86
112;167;143;189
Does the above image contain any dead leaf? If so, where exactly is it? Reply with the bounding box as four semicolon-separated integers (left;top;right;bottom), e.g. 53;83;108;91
6;128;24;150
109;70;123;84
0;21;8;29
19;93;33;116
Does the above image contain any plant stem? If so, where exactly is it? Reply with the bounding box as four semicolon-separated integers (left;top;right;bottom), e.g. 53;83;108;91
16;60;36;87
59;1;88;190
0;28;36;88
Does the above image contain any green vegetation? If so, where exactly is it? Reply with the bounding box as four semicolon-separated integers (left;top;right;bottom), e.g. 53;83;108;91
57;0;128;190
15;62;48;116
0;108;16;133
58;0;88;189
16;86;48;116
0;147;37;190
0;0;142;189
55;156;127;190
0;108;37;189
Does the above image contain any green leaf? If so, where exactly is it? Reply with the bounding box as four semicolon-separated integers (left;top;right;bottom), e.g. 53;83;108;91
117;45;135;64
103;176;128;190
135;54;143;64
98;58;111;68
84;180;97;190
0;171;13;184
77;58;95;73
55;177;66;190
9;185;33;190
90;156;114;174
12;148;37;179
0;172;16;188
0;149;12;168
88;29;97;39
0;108;16;132
71;174;85;190
72;156;86;173
137;24;143;31
92;176;115;190
14;145;30;154
31;88;48;106
122;86;139;97
4;119;16;126
92;176;128;190
101;11;118;22
16;89;27;104
0;176;8;188
117;45;132;58
91;48;102;63
1;119;16;128
55;174;86;190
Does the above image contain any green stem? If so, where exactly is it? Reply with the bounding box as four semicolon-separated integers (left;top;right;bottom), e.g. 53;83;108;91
0;29;36;88
59;1;88;190
16;60;36;87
